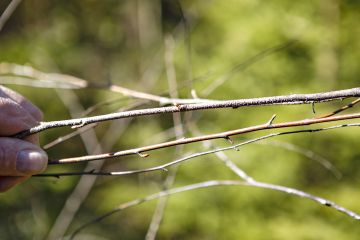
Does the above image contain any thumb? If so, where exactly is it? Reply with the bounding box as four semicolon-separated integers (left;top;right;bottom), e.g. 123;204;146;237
0;138;48;176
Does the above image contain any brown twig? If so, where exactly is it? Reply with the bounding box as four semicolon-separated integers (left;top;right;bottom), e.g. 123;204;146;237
35;122;360;177
43;123;97;150
317;98;360;118
12;88;360;139
45;112;360;164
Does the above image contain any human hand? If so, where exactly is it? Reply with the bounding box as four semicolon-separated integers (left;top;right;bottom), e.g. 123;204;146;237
0;86;48;192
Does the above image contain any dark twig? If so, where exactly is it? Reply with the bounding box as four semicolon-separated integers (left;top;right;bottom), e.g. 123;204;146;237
12;88;360;139
318;98;360;118
202;40;298;95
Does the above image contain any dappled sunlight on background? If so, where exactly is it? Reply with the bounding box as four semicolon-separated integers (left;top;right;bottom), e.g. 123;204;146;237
0;0;359;239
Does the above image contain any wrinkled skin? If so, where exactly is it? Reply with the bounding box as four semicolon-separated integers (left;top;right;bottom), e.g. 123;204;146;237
0;86;48;192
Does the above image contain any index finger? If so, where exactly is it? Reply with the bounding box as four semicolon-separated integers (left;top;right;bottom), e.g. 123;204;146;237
0;97;40;144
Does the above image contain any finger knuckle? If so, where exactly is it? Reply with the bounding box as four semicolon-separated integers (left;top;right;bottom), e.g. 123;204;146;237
30;106;43;121
0;143;12;170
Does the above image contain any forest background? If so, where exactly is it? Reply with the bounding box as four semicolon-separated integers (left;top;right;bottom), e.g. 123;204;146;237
0;0;359;239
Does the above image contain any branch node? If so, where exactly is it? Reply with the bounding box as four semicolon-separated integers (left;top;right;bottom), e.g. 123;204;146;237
312;102;316;114
191;89;199;99
266;114;277;126
320;199;332;207
71;120;86;129
224;136;234;144
136;152;149;158
173;103;183;110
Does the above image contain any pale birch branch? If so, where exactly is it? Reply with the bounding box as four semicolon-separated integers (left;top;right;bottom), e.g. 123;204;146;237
11;88;360;139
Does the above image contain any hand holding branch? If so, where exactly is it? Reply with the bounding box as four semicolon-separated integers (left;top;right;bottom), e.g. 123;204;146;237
0;86;47;192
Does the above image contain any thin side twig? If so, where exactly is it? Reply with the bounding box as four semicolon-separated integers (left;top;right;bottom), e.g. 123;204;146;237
215;155;359;222
42;101;147;150
318;98;360;118
202;40;297;95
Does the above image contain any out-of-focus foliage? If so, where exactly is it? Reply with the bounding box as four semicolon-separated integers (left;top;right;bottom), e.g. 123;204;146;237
0;0;359;239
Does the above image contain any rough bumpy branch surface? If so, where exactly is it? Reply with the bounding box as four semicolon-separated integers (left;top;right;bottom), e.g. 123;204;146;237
47;112;360;164
13;88;360;138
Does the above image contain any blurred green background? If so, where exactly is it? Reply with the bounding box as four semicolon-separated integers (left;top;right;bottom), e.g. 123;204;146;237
0;0;359;239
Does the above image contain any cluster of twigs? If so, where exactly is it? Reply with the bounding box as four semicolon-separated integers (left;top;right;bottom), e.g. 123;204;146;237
1;64;360;231
2;1;359;239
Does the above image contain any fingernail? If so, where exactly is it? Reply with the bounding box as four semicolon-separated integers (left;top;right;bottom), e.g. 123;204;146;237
16;150;48;174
